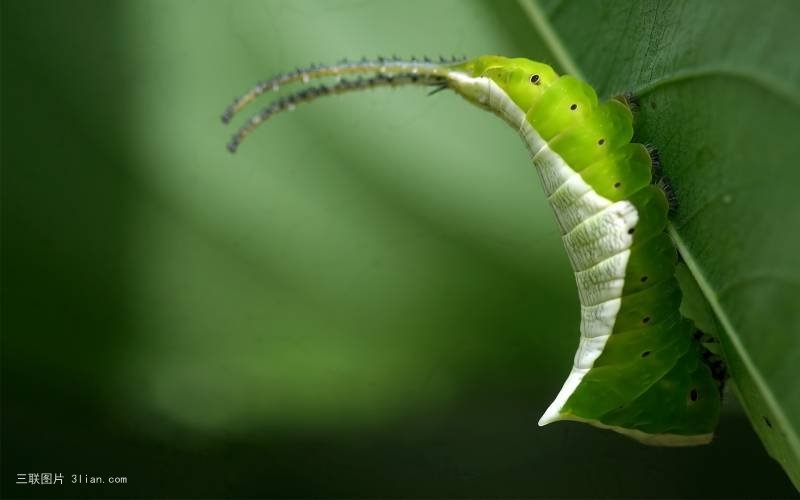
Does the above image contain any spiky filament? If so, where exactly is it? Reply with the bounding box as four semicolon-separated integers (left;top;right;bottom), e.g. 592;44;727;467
221;56;465;125
224;72;449;153
221;57;465;153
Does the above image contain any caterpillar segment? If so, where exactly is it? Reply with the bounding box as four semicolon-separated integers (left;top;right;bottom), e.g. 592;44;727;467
222;55;722;445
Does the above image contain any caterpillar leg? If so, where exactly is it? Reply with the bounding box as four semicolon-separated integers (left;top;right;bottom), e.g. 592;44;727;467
642;145;678;215
694;329;729;397
614;91;640;113
656;175;679;215
646;146;662;179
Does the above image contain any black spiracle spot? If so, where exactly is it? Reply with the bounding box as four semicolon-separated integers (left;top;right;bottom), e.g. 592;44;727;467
763;416;773;429
613;181;621;188
641;351;651;358
628;228;636;235
597;138;606;146
530;74;540;85
640;276;648;283
642;316;651;324
570;103;577;110
690;389;698;402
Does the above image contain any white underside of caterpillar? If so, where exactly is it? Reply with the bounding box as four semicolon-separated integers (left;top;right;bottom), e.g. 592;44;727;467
446;72;706;443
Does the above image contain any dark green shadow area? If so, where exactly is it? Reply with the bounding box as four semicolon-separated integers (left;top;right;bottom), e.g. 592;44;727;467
1;0;146;496
1;1;796;498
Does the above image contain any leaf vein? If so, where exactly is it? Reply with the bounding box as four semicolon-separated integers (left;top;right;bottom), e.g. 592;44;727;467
516;0;584;79
668;223;800;464
632;65;800;110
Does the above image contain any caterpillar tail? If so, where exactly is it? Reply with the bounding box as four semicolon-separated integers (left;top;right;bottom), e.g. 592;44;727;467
221;56;465;153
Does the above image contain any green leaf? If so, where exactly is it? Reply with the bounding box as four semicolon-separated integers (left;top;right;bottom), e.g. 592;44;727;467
517;0;800;487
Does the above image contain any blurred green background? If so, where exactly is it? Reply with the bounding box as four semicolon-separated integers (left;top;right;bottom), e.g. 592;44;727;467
2;0;796;497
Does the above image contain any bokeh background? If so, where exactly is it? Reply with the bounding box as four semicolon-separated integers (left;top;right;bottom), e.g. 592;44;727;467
2;0;796;497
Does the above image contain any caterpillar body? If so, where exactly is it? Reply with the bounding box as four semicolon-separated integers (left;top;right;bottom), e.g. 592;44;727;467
222;55;725;446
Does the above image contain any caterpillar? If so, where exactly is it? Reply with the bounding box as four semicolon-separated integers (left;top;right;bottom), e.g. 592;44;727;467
221;55;726;446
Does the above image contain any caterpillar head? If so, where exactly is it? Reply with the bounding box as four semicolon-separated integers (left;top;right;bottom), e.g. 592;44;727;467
449;55;559;112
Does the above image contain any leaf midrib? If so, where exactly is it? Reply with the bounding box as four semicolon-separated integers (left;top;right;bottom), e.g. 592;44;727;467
633;65;800;109
516;0;799;461
667;225;800;453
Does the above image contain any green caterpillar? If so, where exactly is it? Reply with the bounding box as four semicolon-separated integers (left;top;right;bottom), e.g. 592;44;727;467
222;55;726;446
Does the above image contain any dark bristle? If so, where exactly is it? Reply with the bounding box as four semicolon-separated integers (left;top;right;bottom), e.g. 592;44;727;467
626;92;640;112
657;176;679;214
647;145;662;179
428;83;449;96
694;327;729;397
614;91;640;112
